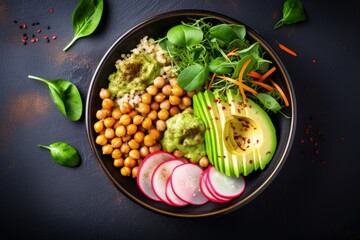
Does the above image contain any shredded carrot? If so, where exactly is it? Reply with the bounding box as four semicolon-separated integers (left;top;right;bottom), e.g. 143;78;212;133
247;71;262;79
238;58;252;102
275;41;298;57
226;48;239;57
250;80;274;91
207;72;217;90
269;79;290;106
216;75;258;95
241;83;258;95
259;66;276;82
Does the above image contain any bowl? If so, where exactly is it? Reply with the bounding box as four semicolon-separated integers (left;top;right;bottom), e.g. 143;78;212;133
85;10;297;218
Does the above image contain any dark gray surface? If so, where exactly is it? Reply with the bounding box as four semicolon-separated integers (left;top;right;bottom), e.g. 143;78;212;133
0;0;359;239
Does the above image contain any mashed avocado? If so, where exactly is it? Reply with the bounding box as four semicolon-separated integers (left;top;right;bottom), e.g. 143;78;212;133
108;53;161;97
161;109;206;162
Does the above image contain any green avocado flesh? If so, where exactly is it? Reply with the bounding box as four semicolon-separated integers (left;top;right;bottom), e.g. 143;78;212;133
193;89;277;177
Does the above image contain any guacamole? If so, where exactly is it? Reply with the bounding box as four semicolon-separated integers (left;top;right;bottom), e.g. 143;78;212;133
161;109;206;162
108;53;161;97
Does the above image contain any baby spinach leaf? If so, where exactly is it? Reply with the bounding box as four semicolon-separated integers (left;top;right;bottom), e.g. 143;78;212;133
63;0;104;51
274;0;307;29
256;93;282;113
28;75;83;121
209;24;246;47
167;24;203;47
237;42;272;71
38;142;81;167
177;64;209;91
209;57;233;74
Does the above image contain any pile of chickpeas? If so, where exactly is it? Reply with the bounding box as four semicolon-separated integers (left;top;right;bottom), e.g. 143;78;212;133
93;77;201;178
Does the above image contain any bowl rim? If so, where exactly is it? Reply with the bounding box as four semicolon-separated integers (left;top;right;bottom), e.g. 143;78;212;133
85;9;297;218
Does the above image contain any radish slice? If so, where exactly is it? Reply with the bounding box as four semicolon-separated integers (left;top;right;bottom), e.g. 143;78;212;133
207;165;246;199
136;151;175;201
151;159;185;206
170;163;208;205
165;178;188;207
200;168;228;203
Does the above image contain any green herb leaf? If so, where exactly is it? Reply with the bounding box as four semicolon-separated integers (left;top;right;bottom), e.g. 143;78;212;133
38;142;81;167
209;57;233;74
167;24;203;47
256;93;282;113
177;64;209;91
274;0;307;30
209;24;246;47
28;75;83;121
63;0;104;51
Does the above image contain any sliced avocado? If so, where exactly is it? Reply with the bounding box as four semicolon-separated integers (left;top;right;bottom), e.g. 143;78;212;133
194;89;277;177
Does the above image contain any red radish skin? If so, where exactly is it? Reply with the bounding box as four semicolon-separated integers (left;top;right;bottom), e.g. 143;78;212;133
165;178;188;207
170;163;209;205
136;151;175;201
200;168;229;203
207;165;246;199
204;169;233;202
151;159;185;206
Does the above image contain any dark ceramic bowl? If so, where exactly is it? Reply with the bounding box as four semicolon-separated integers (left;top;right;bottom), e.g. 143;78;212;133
86;10;296;218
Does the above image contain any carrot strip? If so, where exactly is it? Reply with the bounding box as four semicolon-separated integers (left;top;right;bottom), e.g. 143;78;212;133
247;71;262;79
238;58;252;102
226;48;239;57
269;79;290;107
241;83;258;95
275;41;298;57
207;72;217;90
259;66;276;82
216;75;258;95
250;80;274;91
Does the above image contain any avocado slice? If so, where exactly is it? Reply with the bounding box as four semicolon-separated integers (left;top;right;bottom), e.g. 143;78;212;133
193;89;277;177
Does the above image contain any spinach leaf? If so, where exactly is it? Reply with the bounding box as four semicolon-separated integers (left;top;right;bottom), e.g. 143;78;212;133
209;57;234;74
63;0;104;51
209;24;246;47
28;75;83;121
177;64;209;91
237;42;272;71
167;24;203;47
256;93;282;113
274;0;307;30
38;142;81;167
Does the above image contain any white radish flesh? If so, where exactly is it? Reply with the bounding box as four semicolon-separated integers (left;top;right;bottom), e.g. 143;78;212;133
165;178;188;207
200;168;229;203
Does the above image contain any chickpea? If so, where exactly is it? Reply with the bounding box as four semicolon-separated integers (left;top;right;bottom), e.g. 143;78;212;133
199;156;209;168
102;144;113;155
128;139;140;150
99;88;111;99
129;110;138;119
153;76;165;88
113;121;121;129
120;101;131;114
104;117;116;128
111;148;122;159
147;110;157;121
157;109;169;121
156;120;166;132
178;102;187;111
104;128;115;139
182;96;192;106
186;91;195;98
149;143;161;153
126;124;137;135
171;85;184;97
95;134;107;146
139;146;149;157
150;102;159;111
115;125;126;137
160;100;170;110
169;77;177;87
169;106;180;116
124;157;137;168
143;134;156;147
122;134;131;142
120;114;131;126
131;166;139;178
137;159;143;166
120;166;131;177
96;109;108;120
142;117;152;130
94;120;104;133
133;115;144;125
154;92;166;103
113;158;124;168
149;129;160;140
120;142;130;153
162;84;172;96
129;149;140;159
133;131;145;143
141;92;152;104
173;149;184;158
102;98;114;110
110;137;123;148
136;102;150;114
146;85;158;96
111;107;122;120
169;95;181;105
